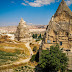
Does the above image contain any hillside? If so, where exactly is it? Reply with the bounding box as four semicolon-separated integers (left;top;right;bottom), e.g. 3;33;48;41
0;25;46;34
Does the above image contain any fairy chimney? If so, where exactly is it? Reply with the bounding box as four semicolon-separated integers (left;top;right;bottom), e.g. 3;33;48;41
15;18;32;42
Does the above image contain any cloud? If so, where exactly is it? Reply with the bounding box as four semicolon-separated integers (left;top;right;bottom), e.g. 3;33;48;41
22;0;72;7
66;0;72;6
28;0;55;7
21;3;27;6
24;0;29;3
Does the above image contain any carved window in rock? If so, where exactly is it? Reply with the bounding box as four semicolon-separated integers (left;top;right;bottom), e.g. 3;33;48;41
47;40;51;43
53;41;55;42
53;37;56;42
70;34;72;36
60;42;62;46
66;32;69;36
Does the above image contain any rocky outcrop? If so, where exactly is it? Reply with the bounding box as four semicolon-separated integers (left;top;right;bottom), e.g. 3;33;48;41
15;18;32;42
40;0;72;70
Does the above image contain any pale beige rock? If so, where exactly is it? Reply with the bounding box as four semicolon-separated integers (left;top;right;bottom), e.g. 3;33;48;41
15;18;32;42
40;0;72;70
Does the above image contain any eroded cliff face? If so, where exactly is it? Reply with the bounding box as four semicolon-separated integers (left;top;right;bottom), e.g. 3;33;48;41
54;11;70;23
40;0;72;70
41;0;72;50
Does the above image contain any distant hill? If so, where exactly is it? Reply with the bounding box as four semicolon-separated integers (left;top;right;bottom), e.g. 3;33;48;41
0;25;47;34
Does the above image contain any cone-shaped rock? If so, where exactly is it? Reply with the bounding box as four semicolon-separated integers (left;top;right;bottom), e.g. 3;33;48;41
15;18;32;42
40;0;72;50
40;0;72;70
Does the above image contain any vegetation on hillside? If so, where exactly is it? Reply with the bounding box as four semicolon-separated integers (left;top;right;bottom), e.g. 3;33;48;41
0;50;26;66
30;50;39;62
35;44;68;72
0;35;12;43
0;35;30;66
14;65;34;72
29;43;39;54
32;34;43;42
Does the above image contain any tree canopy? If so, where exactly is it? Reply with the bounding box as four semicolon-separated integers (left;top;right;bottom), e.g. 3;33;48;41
36;44;68;72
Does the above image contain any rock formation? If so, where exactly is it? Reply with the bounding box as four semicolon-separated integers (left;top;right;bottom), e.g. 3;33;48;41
41;0;72;50
15;18;32;42
40;0;72;69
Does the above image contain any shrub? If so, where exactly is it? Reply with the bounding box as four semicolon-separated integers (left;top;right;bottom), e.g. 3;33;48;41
30;50;39;62
37;44;68;72
38;34;42;39
33;46;37;52
30;55;35;62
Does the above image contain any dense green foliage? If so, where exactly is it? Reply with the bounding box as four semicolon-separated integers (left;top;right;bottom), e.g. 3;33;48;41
32;34;42;39
14;65;34;72
32;34;37;38
68;70;72;72
35;50;39;62
36;45;68;72
38;34;42;39
30;55;36;62
30;51;39;62
33;46;37;52
0;50;25;66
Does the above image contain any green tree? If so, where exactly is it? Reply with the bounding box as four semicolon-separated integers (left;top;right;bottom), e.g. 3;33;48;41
32;34;37;38
32;34;35;38
35;50;39;62
38;34;42;39
30;50;39;62
35;34;37;38
36;44;68;72
30;55;35;62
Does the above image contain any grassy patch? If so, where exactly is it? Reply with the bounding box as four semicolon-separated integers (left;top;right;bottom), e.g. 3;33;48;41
0;43;30;56
30;43;39;54
14;65;34;72
0;42;30;66
0;50;18;65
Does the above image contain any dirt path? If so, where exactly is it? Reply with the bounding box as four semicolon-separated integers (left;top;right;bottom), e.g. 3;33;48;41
25;42;33;56
0;42;33;71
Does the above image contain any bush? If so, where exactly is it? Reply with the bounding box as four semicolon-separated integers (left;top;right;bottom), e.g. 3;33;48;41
37;44;68;72
32;34;35;38
33;46;37;52
30;50;39;62
32;34;37;38
38;34;42;39
15;49;21;54
36;39;40;42
35;50;39;62
30;55;35;62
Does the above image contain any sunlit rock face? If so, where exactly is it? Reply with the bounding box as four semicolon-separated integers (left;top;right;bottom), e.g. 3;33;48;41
41;0;72;50
15;18;32;42
40;0;72;70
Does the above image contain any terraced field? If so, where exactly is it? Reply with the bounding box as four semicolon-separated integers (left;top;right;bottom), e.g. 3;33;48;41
0;50;25;66
0;42;30;66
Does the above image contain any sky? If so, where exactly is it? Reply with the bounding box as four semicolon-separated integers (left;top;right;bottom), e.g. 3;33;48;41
0;0;72;26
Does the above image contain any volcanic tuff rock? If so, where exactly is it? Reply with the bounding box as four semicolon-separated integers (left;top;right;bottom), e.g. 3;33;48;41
15;18;32;42
40;0;72;70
